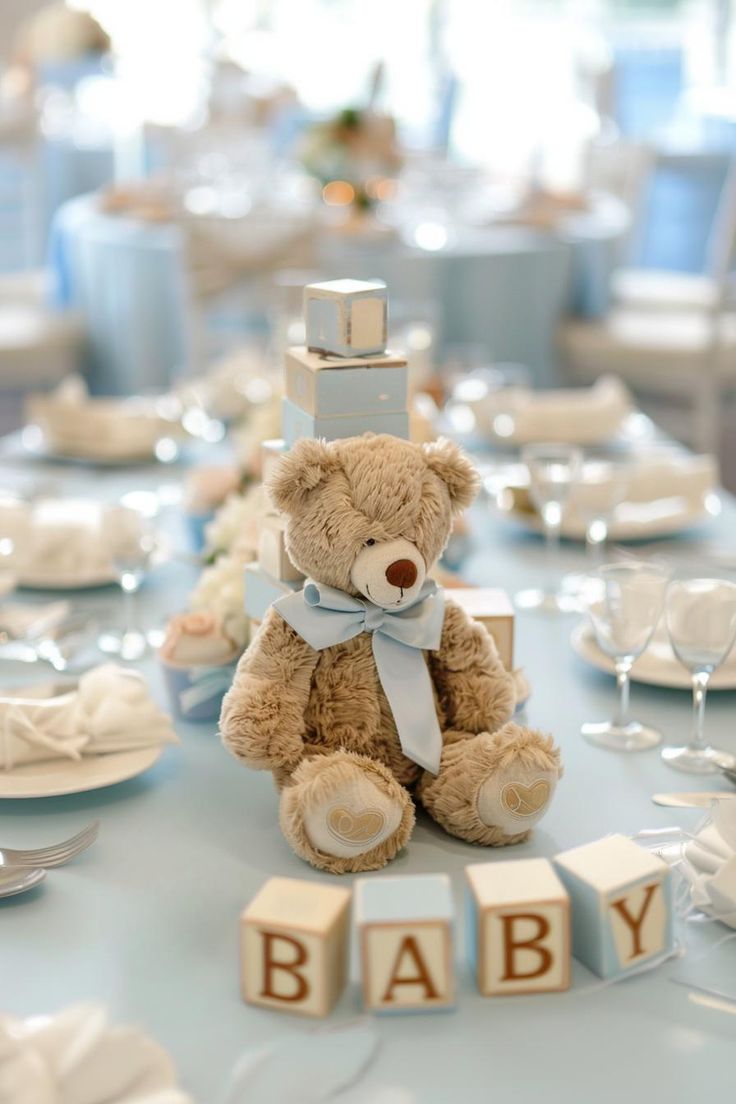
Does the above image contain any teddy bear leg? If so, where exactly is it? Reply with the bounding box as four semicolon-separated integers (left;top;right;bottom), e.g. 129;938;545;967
279;750;415;874
417;722;561;846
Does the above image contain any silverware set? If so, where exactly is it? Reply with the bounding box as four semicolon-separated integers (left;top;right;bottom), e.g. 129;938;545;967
0;821;99;899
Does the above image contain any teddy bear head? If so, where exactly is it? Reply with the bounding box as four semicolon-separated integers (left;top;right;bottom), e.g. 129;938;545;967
267;434;479;609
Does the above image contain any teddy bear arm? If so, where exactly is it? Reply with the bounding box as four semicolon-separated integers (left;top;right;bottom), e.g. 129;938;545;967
431;600;515;735
220;607;318;771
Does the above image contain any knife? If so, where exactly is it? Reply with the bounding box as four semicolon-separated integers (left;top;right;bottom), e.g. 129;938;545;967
652;792;736;808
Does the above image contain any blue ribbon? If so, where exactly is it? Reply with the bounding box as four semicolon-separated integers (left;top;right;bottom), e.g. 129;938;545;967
274;579;445;774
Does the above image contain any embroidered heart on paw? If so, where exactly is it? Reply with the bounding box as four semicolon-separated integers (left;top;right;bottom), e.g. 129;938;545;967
500;779;551;818
326;805;386;846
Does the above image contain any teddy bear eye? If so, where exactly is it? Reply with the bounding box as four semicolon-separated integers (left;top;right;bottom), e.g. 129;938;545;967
365;538;376;547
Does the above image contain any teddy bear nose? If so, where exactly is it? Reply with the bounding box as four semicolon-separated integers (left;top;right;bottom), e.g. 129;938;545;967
385;559;417;589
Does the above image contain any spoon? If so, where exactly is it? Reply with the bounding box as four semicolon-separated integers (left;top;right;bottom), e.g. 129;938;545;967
0;866;46;899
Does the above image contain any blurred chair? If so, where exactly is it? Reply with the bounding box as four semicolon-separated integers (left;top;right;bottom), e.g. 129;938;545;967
584;138;654;263
560;161;736;451
0;271;84;432
612;157;736;312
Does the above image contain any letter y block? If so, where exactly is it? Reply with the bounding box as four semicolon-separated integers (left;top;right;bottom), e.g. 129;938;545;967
554;834;674;979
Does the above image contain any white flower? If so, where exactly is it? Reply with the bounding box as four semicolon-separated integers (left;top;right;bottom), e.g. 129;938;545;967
0;1003;192;1104
203;484;268;561
190;553;250;650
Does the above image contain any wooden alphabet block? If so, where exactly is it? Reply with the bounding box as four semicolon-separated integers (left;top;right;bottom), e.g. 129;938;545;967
241;876;351;1017
450;588;515;671
305;279;388;358
285;346;408;418
466;858;570;996
553;834;674;979
261;439;286;487
243;562;302;620
282;398;409;448
258;514;304;584
355;874;455;1013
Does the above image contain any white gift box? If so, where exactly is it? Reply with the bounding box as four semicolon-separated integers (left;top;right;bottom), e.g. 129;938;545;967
285;346;408;418
304;279;387;358
258;515;304;584
448;588;515;671
243;562;302;621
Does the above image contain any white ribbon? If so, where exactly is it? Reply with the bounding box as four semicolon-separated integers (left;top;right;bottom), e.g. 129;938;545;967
274;579;445;774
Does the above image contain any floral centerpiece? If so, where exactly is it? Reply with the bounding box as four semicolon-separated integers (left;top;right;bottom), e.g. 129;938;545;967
299;106;402;211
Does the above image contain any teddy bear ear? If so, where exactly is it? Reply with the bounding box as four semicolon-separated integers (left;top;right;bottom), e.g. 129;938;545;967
267;437;337;513
422;437;480;514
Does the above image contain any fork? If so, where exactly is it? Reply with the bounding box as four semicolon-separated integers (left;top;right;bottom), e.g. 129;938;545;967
0;821;99;868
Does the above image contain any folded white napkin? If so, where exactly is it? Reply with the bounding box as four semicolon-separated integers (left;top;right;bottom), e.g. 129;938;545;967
0;498;143;582
567;452;718;522
0;1003;192;1104
0;600;71;640
0;665;178;770
471;375;632;445
26;376;184;460
683;802;736;928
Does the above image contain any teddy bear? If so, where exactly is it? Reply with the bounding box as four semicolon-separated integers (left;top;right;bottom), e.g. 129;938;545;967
220;433;561;874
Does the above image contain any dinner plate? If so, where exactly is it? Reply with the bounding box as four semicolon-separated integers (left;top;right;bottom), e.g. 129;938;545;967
571;621;736;691
495;491;720;542
0;745;164;798
21;425;182;467
17;570;117;591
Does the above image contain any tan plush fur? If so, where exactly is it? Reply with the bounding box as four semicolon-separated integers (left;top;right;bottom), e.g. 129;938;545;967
221;434;562;873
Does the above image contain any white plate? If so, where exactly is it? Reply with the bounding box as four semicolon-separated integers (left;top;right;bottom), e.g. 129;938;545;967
0;745;164;798
571;621;736;690
18;570;117;591
21;426;182;467
496;494;719;542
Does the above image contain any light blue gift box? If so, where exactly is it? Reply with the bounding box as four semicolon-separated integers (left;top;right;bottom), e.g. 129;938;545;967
553;834;674;980
285;346;408;418
354;873;455;1013
244;562;302;621
161;660;237;723
282;399;409;448
305;279;388;358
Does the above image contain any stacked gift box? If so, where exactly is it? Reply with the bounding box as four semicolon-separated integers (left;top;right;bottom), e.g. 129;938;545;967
243;279;516;670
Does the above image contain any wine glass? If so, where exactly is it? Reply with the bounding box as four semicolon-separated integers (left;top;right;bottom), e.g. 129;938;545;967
573;457;629;562
98;506;156;661
662;577;736;773
582;561;669;751
515;443;582;613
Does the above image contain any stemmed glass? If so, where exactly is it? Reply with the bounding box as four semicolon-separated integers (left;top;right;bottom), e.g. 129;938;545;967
572;458;629;563
515;443;582;613
662;577;736;773
582;561;669;751
98;506;156;661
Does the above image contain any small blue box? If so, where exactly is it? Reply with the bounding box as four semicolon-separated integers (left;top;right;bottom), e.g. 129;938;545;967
244;561;302;621
285;346;408;418
282;398;409;447
161;659;237;722
305;279;388;358
553;834;674;980
354;874;455;1013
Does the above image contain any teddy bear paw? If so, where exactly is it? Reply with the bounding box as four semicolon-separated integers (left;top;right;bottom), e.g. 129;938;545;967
280;751;415;873
476;761;557;837
304;774;404;859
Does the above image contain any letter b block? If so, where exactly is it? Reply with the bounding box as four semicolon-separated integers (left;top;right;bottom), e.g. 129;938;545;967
240;877;351;1017
466;858;570;995
355;874;455;1013
554;834;674;979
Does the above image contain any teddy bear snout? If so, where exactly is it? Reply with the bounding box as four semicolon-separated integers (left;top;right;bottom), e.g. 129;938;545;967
385;559;418;589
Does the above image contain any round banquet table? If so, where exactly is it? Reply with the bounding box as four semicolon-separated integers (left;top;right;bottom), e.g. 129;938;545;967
0;435;734;1103
48;190;627;395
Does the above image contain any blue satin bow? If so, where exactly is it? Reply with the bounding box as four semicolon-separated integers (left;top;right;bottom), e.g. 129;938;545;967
274;579;446;774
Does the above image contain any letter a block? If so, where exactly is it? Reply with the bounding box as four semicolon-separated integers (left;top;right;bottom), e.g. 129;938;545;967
355;874;455;1013
465;858;570;995
554;834;674;979
240;876;351;1017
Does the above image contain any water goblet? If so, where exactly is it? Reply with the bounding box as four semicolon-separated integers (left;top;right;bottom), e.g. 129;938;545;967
515;443;582;613
582;561;669;751
662;577;736;773
98;506;156;661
